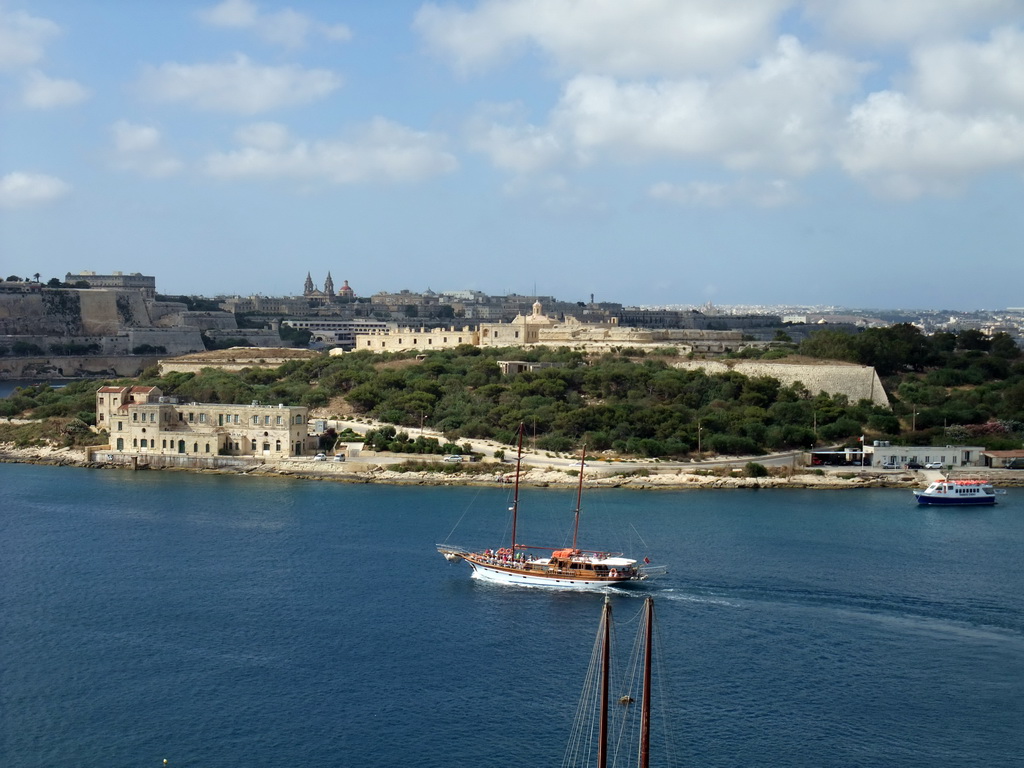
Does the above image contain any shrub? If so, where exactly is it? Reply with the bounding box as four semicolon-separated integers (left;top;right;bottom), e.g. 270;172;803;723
744;462;769;478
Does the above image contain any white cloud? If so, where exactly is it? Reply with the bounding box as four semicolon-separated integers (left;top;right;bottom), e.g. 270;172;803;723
466;103;571;173
110;121;182;177
470;37;865;176
500;173;609;215
234;121;291;150
0;7;60;71
907;27;1024;113
203;118;458;184
650;178;798;208
0;171;70;207
198;0;351;49
415;0;788;76
138;54;342;114
21;69;89;108
198;0;258;28
838;91;1024;198
802;0;1020;46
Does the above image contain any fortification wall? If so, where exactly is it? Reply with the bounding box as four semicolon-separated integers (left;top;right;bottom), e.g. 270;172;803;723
77;290;123;334
673;360;890;408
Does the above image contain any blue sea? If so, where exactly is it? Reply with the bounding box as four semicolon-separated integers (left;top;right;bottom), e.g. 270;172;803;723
2;463;1022;768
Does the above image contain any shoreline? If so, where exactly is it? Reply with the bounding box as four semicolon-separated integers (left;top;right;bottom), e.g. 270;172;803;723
6;443;1009;491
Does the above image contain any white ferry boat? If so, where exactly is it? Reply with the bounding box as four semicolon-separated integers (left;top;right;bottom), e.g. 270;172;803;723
913;476;998;506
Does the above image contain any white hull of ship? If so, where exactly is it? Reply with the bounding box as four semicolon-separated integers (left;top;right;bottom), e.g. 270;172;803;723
466;560;644;589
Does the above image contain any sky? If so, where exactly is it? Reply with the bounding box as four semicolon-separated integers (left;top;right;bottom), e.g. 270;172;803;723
2;0;1024;311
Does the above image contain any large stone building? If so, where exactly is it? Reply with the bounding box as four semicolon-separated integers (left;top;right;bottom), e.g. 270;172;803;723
281;318;392;349
96;385;315;457
65;271;157;299
353;301;744;354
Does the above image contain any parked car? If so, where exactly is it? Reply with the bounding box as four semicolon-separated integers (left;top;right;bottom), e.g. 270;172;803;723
333;454;346;462
924;462;943;469
906;461;923;469
443;455;463;463
313;453;326;461
881;462;899;469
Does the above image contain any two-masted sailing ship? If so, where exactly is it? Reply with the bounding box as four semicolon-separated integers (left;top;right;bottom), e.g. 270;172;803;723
437;424;662;588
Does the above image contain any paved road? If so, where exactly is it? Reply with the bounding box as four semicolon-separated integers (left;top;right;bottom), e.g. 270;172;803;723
325;416;807;474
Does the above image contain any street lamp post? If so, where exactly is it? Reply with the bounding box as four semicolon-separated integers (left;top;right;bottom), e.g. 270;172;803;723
697;419;703;456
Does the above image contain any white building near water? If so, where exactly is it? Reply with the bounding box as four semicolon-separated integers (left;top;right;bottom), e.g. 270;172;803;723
864;442;985;468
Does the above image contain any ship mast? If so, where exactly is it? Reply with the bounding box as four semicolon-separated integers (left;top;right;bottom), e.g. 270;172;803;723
572;444;586;550
510;423;525;555
598;595;612;768
639;596;654;768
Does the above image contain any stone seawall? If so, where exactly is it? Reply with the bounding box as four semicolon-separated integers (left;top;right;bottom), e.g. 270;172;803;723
673;360;889;408
0;355;161;379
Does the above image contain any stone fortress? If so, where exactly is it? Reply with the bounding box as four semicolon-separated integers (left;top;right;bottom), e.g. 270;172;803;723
352;299;747;356
2;269;894;408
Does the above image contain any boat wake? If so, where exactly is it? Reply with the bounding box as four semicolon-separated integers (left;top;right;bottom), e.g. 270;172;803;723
656;584;1024;644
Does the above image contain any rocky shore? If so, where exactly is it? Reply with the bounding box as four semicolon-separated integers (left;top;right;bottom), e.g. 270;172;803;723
2;443;989;491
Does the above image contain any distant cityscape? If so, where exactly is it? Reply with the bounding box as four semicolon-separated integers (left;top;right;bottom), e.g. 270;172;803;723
217;271;1024;346
1;269;1022;381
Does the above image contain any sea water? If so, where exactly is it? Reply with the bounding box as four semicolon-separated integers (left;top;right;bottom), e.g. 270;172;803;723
1;463;1022;767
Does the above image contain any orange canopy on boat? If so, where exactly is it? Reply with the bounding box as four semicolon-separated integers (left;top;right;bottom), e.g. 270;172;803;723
552;548;576;558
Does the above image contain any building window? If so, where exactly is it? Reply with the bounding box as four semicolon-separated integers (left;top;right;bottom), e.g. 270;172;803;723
133;438;138;447
276;415;282;425
295;415;303;424
205;443;210;453
99;413;104;421
233;414;239;424
140;439;147;448
132;413;138;421
193;442;198;453
253;415;260;425
199;413;206;423
188;413;195;422
264;415;270;425
275;440;281;451
251;439;257;451
117;421;123;431
162;440;167;449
